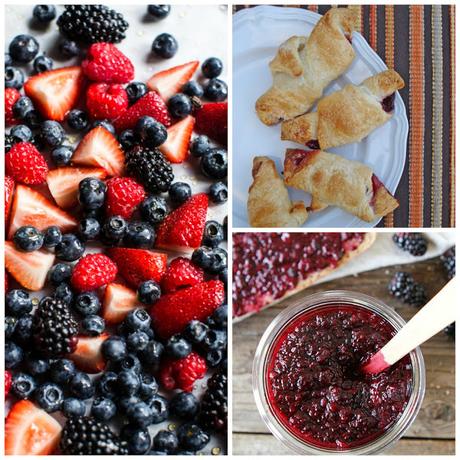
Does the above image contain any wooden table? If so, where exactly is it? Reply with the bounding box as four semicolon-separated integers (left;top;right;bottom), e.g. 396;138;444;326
232;257;455;455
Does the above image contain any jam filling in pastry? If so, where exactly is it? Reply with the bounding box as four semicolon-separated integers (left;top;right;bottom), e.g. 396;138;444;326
281;70;405;148
247;156;307;228
255;7;357;126
283;149;399;222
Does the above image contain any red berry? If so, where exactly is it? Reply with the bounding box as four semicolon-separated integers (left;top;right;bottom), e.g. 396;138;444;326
71;253;118;292
5;88;20;125
195;102;227;146
5;175;15;225
5;142;48;185
5;370;12;398
161;257;204;293
160;352;207;391
86;83;129;120
105;177;146;219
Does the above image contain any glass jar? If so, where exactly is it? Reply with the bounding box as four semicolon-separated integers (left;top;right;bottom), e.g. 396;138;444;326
253;290;426;455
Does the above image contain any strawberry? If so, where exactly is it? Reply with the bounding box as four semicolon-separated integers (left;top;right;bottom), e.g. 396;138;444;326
102;283;143;324
159;115;195;163
5;142;48;185
5;241;55;291
69;333;109;373
161;257;204;293
105;177;146;219
24;66;84;121
160;351;207;391
5;370;12;398
71;253;118;292
86;82;129;120
5;176;15;225
8;184;77;239
82;43;134;84
46;166;107;209
5;87;20;125
156;193;208;251
150;280;225;338
114;91;171;131
147;60;199;101
5;400;62;455
72;126;125;176
108;248;167;288
195;102;227;146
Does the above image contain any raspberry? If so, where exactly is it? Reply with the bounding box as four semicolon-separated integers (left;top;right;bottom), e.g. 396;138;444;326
71;253;118;292
5;87;21;125
5;371;12;398
160;351;207;391
392;233;428;256
105;177;146;219
161;257;204;293
82;43;134;84
5;142;48;185
388;272;427;307
86;83;128;120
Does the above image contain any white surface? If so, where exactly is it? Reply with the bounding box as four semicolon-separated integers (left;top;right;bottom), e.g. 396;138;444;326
232;6;409;228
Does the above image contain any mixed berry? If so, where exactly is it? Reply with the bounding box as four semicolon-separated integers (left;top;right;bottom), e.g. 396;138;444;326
5;4;227;456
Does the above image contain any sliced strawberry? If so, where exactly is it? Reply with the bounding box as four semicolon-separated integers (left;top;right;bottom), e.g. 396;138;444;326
159;115;195;163
147;61;199;101
5;241;55;291
8;184;77;239
156;193;208;251
72;126;125;176
69;333;109;373
161;257;204;293
108;248;167;288
102;283;144;324
5;176;15;226
46;166;107;208
24;66;84;121
195;102;228;146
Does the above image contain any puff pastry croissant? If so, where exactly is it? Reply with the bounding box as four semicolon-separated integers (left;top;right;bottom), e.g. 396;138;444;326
281;70;405;149
248;156;308;227
255;7;357;126
283;149;399;222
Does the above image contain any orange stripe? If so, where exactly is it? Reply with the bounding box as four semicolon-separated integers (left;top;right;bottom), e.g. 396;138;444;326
450;5;456;227
369;5;378;51
408;6;425;227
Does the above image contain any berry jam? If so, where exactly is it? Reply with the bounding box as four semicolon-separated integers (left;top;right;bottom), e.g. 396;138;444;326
381;93;396;113
267;305;412;449
232;233;365;317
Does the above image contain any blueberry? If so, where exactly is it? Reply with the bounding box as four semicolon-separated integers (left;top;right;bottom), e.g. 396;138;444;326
140;196;168;225
202;57;223;78
139;340;164;367
191;246;214;272
219;268;227;289
81;315;105;336
55;234;85;261
204;78;228;102
26;356;50;376
48;263;72;286
5;317;17;339
33;54;53;73
6;289;33;316
184;320;209;344
147;5;171;20
73;291;101;316
66;109;88;131
146;394;169;423
78;217;101;241
10;124;33;143
153;430;178;453
102;336;127;362
13;226;44;252
169;182;192;205
209;181;227;204
165;334;192;359
138;374;159;400
208;304;227;329
168;93;192;119
190;135;211;158
135;115;167;147
69;372;95;399
5;52;12;67
137;280;161;304
5;66;25;89
92;119;115;134
50;359;76;384
51;145;73;166
182;80;204;98
62;397;86;417
13;314;34;344
83;208;104;222
101;216;127;246
12;373;37;399
53;282;74;305
170;392;199;420
126;82;148;104
118;395;142;414
208;247;228;274
125;308;152;331
92;397;117;421
124;221;155;249
5;341;24;369
97;371;118;399
41;120;64;147
177;423;210;451
152;33;178;59
118;370;141;396
127;331;150;352
12;96;33;118
206;349;224;367
203;328;227;351
201;148;227;179
119;129;138;150
9;34;39;63
33;5;56;22
24;111;42;129
35;382;64;412
116;354;142;374
202;220;224;247
78;177;107;210
122;425;151;454
59;39;80;58
43;226;62;248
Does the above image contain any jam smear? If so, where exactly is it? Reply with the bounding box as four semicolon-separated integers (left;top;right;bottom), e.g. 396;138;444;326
306;139;320;150
381;93;396;113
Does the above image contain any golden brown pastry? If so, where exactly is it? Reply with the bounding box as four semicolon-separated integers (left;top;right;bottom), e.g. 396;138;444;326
248;156;307;227
281;70;405;149
255;7;356;126
283;149;399;222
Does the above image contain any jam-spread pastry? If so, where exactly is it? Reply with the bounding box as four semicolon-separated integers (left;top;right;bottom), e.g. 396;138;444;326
247;156;307;227
283;149;399;222
255;7;356;126
281;70;405;149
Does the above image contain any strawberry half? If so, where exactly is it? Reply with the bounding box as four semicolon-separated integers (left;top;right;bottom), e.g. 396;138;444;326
151;280;225;338
5;142;48;185
195;102;228;146
5;241;55;291
72;126;125;176
156;193;208;251
8;184;77;239
24;66;84;121
71;253;118;292
108;248;167;288
161;257;204;293
147;60;199;101
46;166;107;209
5;400;62;455
105;177;146;219
102;283;143;324
159;115;195;163
5;176;15;226
5;87;21;125
69;333;109;373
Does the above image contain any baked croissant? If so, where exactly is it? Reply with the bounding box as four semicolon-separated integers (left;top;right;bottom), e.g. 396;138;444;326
283;149;399;222
255;7;356;126
281;70;405;149
248;156;307;227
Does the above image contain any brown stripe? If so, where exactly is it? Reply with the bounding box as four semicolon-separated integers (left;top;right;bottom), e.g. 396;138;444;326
369;5;378;50
449;5;455;227
308;5;318;13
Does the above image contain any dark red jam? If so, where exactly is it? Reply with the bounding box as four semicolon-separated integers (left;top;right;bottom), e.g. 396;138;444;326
232;233;365;317
267;306;412;449
381;93;396;113
306;139;320;150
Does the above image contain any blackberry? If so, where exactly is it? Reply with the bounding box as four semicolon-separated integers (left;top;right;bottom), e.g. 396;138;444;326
388;272;427;307
126;145;174;193
392;233;428;256
60;416;128;455
32;297;79;357
441;247;455;280
199;370;227;432
57;5;129;44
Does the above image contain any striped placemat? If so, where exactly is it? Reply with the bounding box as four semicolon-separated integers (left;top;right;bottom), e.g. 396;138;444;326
233;5;456;228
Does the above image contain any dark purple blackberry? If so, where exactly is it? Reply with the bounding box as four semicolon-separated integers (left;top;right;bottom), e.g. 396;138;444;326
199;370;227;432
444;323;455;339
388;272;427;307
392;233;428;256
440;247;455;280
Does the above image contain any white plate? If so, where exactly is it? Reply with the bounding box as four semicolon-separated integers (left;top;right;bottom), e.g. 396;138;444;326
232;6;408;228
